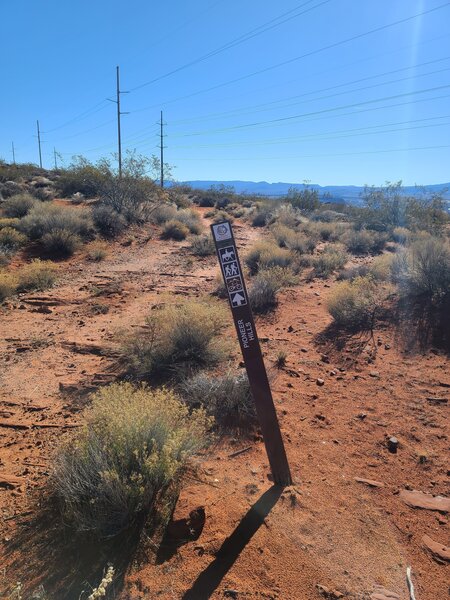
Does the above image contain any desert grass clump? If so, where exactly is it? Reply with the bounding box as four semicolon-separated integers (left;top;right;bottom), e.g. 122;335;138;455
212;210;233;224
190;233;215;256
87;241;108;262
1;193;37;218
391;226;411;245
41;228;80;257
180;371;256;431
0;227;27;251
245;241;294;275
368;253;395;281
312;245;348;278
327;275;380;330
251;207;271;227
271;223;295;248
92;204;127;238
52;382;211;537
16;259;57;292
161;219;189;241
123;299;228;380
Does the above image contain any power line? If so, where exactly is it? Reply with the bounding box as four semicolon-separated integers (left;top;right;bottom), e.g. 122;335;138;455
36;120;43;168
168;84;450;138
43;100;110;134
129;0;332;92
169;143;450;161
129;2;450;110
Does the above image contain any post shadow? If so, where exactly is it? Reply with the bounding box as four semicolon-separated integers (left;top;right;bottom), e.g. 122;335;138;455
182;485;284;600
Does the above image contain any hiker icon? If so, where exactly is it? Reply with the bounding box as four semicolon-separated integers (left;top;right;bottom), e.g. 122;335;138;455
224;261;239;277
220;247;235;262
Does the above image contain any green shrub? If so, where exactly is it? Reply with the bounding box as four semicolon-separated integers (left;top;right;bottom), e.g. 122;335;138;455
312;246;348;278
190;233;215;256
2;193;37;217
180;371;256;431
0;272;18;301
41;229;81;257
327;276;380;329
52;382;211;537
92;204;127;238
343;228;387;255
248;267;298;313
161;219;189;240
19;203;93;241
245;241;294;275
391;237;450;299
286;231;316;254
123;299;228;380
212;210;233;224
16;260;57;292
0;227;27;250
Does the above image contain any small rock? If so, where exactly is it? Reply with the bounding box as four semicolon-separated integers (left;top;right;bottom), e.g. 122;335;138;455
369;371;380;378
301;347;308;353
370;586;400;600
354;477;384;488
384;344;391;350
422;534;450;562
224;591;238;599
316;378;325;386
287;325;294;332
400;489;450;513
387;437;398;453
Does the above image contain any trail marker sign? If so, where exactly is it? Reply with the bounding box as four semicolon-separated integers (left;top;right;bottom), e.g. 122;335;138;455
211;221;292;486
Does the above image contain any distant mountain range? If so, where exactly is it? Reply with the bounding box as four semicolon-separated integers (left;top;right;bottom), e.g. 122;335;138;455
181;180;450;206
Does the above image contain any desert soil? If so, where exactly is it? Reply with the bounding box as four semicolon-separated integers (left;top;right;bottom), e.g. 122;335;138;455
0;208;448;600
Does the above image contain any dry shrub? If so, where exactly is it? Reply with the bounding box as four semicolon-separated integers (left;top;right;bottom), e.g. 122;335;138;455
249;267;298;313
190;233;215;256
392;226;411;245
286;231;316;254
16;259;57;292
151;203;178;225
391;237;450;298
312;245;348;278
273;203;301;228
52;382;211;537
212;210;233;224
0;217;21;230
343;228;387;255
176;208;203;234
251;208;271;227
19;203;93;241
92;205;127;238
0;227;27;250
123;299;228;380
161;219;189;240
368;253;395;281
180;371;256;431
2;193;37;217
271;223;294;248
327;275;381;329
41;229;81;257
0;272;18;302
245;241;294;275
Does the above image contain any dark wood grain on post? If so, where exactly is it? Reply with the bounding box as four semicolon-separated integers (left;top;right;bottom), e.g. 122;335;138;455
211;221;292;486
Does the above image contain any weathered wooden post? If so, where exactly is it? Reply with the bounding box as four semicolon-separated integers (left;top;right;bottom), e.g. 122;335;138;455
211;220;292;486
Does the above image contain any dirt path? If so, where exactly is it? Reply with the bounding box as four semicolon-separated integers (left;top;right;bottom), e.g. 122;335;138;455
1;214;448;600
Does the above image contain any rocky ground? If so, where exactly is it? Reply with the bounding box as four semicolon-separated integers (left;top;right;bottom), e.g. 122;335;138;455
0;207;448;600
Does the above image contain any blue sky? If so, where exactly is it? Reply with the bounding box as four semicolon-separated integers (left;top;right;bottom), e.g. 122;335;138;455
1;0;450;185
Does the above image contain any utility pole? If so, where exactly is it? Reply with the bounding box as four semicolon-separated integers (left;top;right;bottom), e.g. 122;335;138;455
116;66;122;177
53;147;58;170
158;110;167;188
107;66;129;177
11;142;16;165
36;120;43;168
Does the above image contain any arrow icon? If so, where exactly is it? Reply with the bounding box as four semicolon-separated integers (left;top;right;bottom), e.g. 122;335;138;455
231;292;246;307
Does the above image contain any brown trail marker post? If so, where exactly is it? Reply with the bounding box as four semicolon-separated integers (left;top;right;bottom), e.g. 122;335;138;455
211;221;292;486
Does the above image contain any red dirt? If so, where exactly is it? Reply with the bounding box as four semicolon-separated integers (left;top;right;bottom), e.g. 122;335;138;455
0;210;448;599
